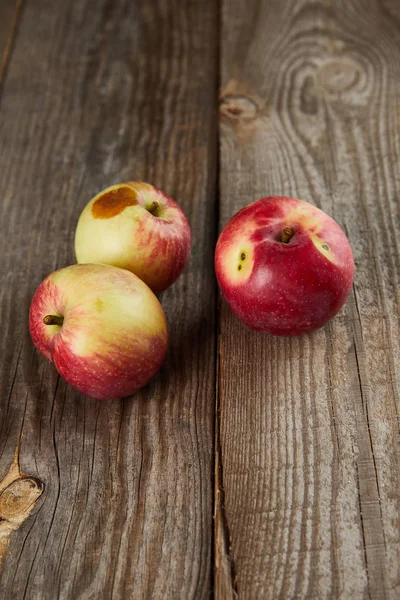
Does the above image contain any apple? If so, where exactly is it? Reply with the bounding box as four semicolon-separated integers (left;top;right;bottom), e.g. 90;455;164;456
74;181;192;294
29;264;168;399
215;196;355;336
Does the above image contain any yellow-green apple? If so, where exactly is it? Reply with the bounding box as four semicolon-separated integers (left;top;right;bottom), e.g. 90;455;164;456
29;264;168;399
215;196;354;336
74;182;192;294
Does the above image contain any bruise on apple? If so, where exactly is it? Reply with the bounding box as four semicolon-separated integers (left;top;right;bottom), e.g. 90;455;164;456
237;251;247;271
91;185;139;219
310;235;335;263
223;239;254;283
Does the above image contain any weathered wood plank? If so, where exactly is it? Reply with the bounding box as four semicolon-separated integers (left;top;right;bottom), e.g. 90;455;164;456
217;0;400;598
0;0;23;85
0;0;218;597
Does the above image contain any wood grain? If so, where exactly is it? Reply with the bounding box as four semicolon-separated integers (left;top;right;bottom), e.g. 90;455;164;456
0;0;218;597
217;0;400;598
0;0;24;85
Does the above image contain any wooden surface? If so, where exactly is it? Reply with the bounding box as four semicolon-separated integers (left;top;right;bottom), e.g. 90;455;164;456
0;0;22;85
0;0;399;598
218;0;400;598
0;0;217;598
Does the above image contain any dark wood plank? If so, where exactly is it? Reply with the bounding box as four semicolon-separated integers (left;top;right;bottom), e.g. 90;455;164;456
217;0;400;597
0;0;23;85
0;0;218;597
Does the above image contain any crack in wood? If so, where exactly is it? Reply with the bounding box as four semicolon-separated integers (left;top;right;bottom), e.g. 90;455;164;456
214;334;238;599
214;447;238;599
354;443;372;600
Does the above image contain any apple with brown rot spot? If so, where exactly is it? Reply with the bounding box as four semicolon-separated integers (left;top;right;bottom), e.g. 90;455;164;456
29;264;168;400
215;196;355;336
74;181;192;294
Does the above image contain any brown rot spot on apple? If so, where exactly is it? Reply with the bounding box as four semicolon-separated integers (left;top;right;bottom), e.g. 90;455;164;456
238;264;242;271
240;252;246;261
92;186;138;219
322;243;330;251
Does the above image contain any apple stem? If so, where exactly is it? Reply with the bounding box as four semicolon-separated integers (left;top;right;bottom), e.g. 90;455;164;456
148;201;160;215
43;315;64;327
281;227;293;243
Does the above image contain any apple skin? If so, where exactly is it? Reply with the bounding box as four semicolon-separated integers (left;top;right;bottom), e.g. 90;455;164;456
74;182;192;294
215;196;355;336
29;264;168;399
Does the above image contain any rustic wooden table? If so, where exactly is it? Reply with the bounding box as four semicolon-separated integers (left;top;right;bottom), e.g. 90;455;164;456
0;0;399;598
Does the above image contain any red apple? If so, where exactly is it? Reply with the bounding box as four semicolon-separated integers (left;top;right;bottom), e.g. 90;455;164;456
215;196;355;336
29;264;168;399
74;182;192;294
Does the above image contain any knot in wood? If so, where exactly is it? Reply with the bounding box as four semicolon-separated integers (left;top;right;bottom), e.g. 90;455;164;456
318;59;361;94
0;477;44;521
219;95;259;120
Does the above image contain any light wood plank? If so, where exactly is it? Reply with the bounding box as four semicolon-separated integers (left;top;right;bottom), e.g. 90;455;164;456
217;0;400;597
0;0;218;597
